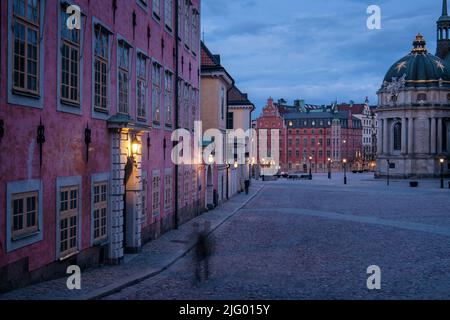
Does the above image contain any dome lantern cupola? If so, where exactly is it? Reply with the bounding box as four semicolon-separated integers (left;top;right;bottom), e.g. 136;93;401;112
412;34;427;54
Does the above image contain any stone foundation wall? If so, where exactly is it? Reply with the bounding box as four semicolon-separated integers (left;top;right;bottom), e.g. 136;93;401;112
0;245;108;293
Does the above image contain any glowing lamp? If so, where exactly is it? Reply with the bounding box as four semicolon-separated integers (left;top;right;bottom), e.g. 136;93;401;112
208;154;214;164
131;136;140;156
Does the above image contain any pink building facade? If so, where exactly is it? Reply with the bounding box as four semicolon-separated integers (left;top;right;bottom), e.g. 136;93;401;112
0;0;201;292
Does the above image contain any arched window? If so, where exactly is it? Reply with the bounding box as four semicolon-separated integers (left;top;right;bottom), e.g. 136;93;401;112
417;93;427;102
393;122;402;151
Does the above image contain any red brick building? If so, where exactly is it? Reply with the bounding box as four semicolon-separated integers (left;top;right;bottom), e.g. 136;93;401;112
256;98;363;173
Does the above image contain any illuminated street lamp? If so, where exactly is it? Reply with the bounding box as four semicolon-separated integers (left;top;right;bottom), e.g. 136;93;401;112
328;158;332;179
309;156;313;180
234;161;239;169
440;158;445;189
343;158;348;185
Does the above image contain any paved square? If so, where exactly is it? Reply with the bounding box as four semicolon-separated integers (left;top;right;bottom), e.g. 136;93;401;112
104;173;450;300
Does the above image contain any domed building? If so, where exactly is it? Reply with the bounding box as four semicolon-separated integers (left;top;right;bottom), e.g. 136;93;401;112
376;2;450;179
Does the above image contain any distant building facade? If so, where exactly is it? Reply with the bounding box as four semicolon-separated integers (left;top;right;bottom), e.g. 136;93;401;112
337;100;378;169
227;86;255;195
256;98;363;174
200;42;234;207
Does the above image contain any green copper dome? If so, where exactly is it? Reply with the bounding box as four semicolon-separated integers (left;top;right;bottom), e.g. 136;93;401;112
383;34;450;88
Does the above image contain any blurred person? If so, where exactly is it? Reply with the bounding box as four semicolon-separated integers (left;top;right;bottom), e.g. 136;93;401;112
193;221;213;285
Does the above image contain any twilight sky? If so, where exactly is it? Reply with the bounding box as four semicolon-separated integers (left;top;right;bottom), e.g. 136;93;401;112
201;0;442;115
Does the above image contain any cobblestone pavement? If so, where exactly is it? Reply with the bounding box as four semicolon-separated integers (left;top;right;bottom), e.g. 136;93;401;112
0;182;263;300
104;173;450;300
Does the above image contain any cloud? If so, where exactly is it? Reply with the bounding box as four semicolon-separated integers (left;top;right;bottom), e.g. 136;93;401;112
201;0;443;115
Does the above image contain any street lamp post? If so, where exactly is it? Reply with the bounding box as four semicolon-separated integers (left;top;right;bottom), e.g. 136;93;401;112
316;142;320;173
440;158;445;189
386;159;391;186
328;158;332;179
343;159;347;185
309;156;313;180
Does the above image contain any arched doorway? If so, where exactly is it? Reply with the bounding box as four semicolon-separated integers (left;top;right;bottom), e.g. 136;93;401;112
206;165;213;209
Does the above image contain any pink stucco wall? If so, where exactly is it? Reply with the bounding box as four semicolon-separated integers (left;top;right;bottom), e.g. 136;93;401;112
0;0;201;273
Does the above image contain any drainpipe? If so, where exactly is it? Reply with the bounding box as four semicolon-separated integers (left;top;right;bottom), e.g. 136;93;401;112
174;1;179;229
225;80;235;201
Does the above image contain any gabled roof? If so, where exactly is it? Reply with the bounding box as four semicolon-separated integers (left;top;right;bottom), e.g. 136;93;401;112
201;42;235;85
201;42;221;68
337;103;366;114
228;86;254;109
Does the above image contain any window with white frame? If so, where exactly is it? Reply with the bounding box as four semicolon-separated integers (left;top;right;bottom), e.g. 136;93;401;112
93;182;108;243
60;5;80;105
152;62;162;125
94;24;109;113
12;0;40;95
164;170;173;211
178;79;183;125
190;86;196;131
165;0;173;31
165;71;173;127
59;185;79;258
191;9;198;53
6;180;43;253
152;171;161;216
153;0;161;19
11;191;39;240
220;87;225;120
137;53;148;121
142;174;148;215
118;40;130;114
184;0;190;48
177;0;183;39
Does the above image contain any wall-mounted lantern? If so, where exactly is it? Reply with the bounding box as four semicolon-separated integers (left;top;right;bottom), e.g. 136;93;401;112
37;120;45;168
163;138;167;160
132;11;137;39
147;25;151;49
84;124;92;163
0;119;4;143
208;154;214;165
112;0;117;24
131;136;140;158
147;134;151;160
